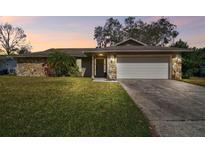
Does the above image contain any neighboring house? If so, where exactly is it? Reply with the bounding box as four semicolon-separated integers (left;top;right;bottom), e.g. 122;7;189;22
0;56;16;75
14;38;191;80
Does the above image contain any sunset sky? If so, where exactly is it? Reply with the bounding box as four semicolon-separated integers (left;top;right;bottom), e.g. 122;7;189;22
0;16;204;52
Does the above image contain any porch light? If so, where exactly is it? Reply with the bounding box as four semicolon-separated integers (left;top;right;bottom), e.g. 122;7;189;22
176;57;182;63
98;53;103;56
110;55;115;63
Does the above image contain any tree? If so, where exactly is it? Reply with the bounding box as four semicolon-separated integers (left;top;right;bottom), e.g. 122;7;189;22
0;23;30;55
149;18;178;46
94;26;105;48
172;39;204;78
48;52;79;77
18;44;32;55
103;18;124;47
123;17;148;43
124;16;136;38
94;18;123;48
124;17;179;46
171;39;189;48
94;17;179;47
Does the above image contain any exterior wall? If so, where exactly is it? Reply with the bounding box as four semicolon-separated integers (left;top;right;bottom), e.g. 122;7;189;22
91;55;95;79
14;53;182;80
171;53;182;80
82;57;92;77
16;62;47;76
16;57;92;77
15;57;48;77
107;54;117;80
76;57;92;77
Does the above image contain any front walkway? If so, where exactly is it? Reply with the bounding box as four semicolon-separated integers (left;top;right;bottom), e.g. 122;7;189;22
119;79;205;137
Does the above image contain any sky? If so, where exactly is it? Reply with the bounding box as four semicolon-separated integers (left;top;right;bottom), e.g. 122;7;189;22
0;16;204;52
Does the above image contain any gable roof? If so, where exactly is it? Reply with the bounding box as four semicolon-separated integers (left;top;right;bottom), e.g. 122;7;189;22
27;48;95;57
14;38;192;58
14;46;191;58
87;46;191;52
115;38;147;46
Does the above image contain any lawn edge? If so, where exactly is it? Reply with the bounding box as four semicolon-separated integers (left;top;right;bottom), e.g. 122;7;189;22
180;79;205;87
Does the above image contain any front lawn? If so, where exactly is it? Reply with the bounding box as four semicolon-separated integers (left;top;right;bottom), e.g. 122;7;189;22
0;77;151;136
182;77;205;87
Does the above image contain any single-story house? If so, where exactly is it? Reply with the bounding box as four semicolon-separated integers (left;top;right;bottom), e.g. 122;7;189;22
14;38;191;80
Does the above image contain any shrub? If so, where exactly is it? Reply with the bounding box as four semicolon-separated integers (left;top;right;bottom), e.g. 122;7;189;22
69;66;82;77
48;52;79;77
182;50;205;79
182;69;193;79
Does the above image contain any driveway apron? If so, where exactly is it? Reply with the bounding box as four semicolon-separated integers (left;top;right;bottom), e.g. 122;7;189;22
119;79;205;137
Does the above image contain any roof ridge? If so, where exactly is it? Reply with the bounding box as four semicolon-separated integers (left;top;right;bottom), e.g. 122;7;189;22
115;37;148;46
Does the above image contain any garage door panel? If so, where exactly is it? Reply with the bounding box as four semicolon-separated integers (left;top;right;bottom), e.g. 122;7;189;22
117;57;169;79
117;57;169;63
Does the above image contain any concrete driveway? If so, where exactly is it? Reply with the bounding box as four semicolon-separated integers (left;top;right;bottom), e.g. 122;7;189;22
119;79;205;137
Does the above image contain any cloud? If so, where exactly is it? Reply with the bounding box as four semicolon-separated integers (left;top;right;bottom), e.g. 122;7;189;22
142;16;205;28
143;16;162;23
168;16;205;28
183;32;205;48
0;16;39;25
0;16;97;52
27;31;96;52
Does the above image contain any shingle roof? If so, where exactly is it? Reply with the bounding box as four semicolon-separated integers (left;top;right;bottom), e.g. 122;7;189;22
12;37;193;58
87;45;190;52
29;48;95;57
14;48;94;58
13;45;191;58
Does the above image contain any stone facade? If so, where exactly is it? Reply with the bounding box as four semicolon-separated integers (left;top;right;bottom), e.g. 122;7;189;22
16;62;47;76
107;54;117;80
15;57;48;77
171;54;182;80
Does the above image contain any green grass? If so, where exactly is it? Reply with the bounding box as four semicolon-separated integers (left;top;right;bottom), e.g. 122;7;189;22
182;77;205;87
0;76;151;137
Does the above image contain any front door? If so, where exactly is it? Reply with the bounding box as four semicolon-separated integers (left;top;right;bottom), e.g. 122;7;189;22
96;59;105;77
